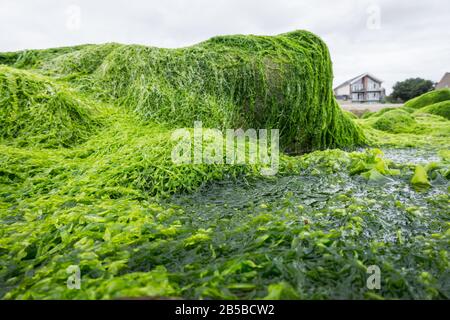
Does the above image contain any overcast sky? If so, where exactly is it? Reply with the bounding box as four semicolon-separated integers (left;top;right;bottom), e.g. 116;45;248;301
1;0;449;93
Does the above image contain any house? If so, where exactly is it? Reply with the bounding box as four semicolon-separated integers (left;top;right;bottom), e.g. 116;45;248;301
436;72;450;89
334;73;385;103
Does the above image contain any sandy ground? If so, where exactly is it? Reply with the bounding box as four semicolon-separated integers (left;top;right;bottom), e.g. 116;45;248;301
337;100;403;113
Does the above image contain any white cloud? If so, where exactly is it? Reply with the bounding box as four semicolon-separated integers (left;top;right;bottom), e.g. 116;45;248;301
0;0;448;93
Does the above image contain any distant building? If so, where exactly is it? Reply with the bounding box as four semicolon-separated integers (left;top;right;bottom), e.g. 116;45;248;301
334;73;385;103
436;72;450;89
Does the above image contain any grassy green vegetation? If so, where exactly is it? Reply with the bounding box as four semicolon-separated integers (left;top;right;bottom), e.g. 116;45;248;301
0;31;449;300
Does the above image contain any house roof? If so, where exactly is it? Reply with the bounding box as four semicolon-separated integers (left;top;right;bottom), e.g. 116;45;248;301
436;72;450;89
334;73;383;91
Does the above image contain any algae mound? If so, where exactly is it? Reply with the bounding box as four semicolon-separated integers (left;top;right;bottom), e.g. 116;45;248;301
369;109;416;133
359;89;450;139
404;88;450;110
1;30;365;152
0;44;93;70
415;100;450;120
0;65;100;148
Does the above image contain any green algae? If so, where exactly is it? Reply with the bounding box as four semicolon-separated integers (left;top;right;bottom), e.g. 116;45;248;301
358;111;450;149
0;30;449;300
163;149;449;299
369;109;417;134
404;88;450;110
3;31;366;152
1;148;448;299
344;110;358;119
415;100;450;120
411;165;432;190
0;65;103;148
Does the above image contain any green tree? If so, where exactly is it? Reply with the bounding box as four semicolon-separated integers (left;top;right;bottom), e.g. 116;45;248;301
389;78;434;103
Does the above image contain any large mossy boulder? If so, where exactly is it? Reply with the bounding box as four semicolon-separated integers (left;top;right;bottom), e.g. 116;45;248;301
370;109;416;133
1;30;366;152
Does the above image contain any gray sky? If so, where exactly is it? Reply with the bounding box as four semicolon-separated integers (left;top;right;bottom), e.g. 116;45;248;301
1;0;449;93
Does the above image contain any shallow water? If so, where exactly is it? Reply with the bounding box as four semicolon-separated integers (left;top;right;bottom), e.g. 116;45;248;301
380;148;442;164
171;148;447;224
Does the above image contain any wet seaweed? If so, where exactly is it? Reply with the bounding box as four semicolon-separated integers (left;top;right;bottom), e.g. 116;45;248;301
0;31;448;300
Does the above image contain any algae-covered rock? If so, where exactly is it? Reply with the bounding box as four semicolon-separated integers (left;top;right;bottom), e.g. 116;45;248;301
0;65;100;148
370;107;398;117
2;30;366;153
371;109;416;133
344;110;358;119
415;100;450;120
361;110;375;119
0;44;91;69
404;88;450;110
